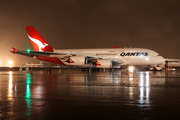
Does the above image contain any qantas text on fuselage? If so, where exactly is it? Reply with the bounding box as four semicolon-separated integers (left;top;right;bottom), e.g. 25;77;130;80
120;52;148;56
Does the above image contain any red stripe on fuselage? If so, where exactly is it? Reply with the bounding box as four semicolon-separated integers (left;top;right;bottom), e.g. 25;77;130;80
36;56;65;65
113;46;119;48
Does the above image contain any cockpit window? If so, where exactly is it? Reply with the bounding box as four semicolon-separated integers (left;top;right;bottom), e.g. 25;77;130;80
157;54;160;56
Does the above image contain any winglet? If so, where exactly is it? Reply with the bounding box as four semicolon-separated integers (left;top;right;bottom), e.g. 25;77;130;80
12;47;18;54
113;46;119;48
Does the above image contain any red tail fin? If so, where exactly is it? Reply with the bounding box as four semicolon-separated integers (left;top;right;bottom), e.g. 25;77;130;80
25;26;53;52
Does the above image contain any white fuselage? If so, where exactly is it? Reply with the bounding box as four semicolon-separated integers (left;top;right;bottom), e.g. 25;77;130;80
51;48;164;66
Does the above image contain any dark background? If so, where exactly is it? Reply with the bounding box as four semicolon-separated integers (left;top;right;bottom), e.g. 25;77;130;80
0;0;180;66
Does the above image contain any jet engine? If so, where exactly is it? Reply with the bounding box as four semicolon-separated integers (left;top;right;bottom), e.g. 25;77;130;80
68;56;87;66
96;59;112;68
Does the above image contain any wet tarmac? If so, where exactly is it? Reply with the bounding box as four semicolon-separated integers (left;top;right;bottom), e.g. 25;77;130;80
0;69;180;119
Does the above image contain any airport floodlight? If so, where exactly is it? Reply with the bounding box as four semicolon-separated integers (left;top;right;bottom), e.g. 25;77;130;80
8;61;13;68
8;61;13;65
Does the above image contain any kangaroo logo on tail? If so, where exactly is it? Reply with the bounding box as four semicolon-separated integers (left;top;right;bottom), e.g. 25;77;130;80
25;26;54;52
28;35;49;51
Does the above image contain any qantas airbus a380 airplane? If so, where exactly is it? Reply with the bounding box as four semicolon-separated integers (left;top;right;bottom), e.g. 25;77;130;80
11;26;165;68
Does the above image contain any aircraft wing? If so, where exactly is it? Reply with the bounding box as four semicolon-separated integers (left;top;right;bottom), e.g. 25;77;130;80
11;47;124;65
79;55;124;65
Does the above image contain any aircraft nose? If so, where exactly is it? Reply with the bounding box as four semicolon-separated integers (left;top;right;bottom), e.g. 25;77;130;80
159;56;165;63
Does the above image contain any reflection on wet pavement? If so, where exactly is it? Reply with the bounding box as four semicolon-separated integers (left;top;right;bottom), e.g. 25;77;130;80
0;69;180;119
25;74;32;116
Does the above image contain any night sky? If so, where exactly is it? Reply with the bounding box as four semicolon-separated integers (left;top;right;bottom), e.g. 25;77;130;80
0;0;180;66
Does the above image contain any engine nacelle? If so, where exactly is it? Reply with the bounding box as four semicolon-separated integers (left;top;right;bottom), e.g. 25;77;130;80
96;59;112;68
68;56;87;66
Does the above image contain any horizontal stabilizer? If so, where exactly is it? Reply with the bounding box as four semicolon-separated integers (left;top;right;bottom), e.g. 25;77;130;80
12;47;18;54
